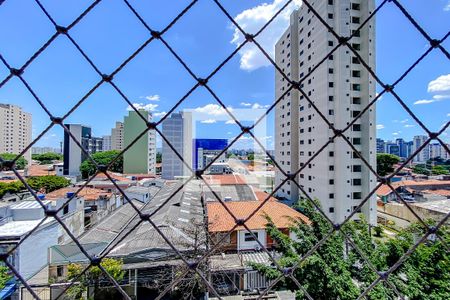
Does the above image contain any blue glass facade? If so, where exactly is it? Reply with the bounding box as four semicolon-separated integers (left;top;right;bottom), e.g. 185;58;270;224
193;139;228;170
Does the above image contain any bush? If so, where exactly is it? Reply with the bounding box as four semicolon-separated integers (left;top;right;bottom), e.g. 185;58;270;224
0;153;28;170
80;150;123;178
32;152;63;163
27;175;70;193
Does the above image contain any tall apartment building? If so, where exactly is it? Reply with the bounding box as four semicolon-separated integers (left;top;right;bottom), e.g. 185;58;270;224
111;122;124;151
275;0;376;224
0;104;32;164
123;110;156;174
102;135;111;151
63;124;101;176
412;135;429;163
161;112;193;180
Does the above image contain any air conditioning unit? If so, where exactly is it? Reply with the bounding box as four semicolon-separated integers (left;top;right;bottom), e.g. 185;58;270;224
254;245;262;251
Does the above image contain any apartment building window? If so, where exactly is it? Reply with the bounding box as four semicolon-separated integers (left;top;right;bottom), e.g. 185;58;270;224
328;13;333;19
353;138;361;145
352;29;360;37
352;192;362;199
352;43;361;51
244;232;259;242
329;151;334;157
352;97;361;104
329;95;334;101
308;139;312;145
300;140;304;145
328;82;334;88
300;151;304;156
329;193;334;199
328;54;334;60
329;165;334;171
329;207;335;213
329;109;334;115
353;178;361;186
329;179;334;185
352;84;361;91
352;70;361;77
328;68;334;74
308;176;312;181
352;57;361;64
352;17;360;24
352;110;361;117
328;40;333;47
63;205;69;215
352;165;362;172
352;124;361;131
351;3;360;10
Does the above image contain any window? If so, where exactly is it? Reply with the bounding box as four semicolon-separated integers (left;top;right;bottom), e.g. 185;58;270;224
352;110;361;117
353;192;362;199
329;151;334;157
329;165;335;171
352;29;360;37
352;17;360;24
329;207;335;213
352;57;360;64
352;124;361;131
63;205;69;215
329;95;334;101
328;0;333;4
328;40;334;47
328;54;334;60
352;43;361;50
353;178;361;186
353;138;361;145
329;68;334;74
329;109;334;115
328;13;333;19
352;84;361;91
329;179;334;185
352;70;361;77
328;82;334;88
329;193;334;199
244;232;259;242
353;165;362;172
352;97;361;104
351;3;361;10
57;266;64;277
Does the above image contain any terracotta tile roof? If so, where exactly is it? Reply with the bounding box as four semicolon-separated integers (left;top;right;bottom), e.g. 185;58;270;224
207;200;310;233
46;187;112;201
91;172;131;182
421;189;450;197
376;180;450;197
27;164;55;177
253;188;278;202
202;174;248;185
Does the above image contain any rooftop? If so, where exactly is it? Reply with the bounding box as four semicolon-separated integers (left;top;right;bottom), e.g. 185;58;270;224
45;187;112;201
412;199;450;214
0;219;53;238
207;200;310;233
376;180;450;196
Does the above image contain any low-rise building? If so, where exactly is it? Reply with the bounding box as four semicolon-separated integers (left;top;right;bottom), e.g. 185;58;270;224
123;186;161;203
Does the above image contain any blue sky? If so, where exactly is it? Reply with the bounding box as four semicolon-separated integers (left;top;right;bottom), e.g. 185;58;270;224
0;0;449;150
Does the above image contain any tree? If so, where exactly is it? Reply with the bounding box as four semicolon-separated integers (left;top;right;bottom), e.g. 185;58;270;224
32;152;63;164
79;150;123;178
0;265;12;290
247;153;254;161
67;258;125;299
156;152;162;164
0;153;27;170
27;175;70;193
412;165;431;176
377;153;400;176
431;165;449;175
252;199;450;299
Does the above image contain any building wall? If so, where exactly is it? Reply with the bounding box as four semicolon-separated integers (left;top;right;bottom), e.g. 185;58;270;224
123;110;156;174
111;121;124;151
275;0;376;225
161;112;193;179
0;103;32;164
237;229;266;251
102;135;112;151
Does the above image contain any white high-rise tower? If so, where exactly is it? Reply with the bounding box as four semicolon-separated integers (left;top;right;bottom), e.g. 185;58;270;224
275;0;377;225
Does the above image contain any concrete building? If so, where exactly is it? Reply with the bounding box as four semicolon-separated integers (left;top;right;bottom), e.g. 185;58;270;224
31;147;61;155
111;121;124;151
194;139;228;170
102;135;111;151
63;124;101;176
0;103;32;164
161;112;193;179
274;0;377;224
123;110;156;174
429;142;450;160
376;138;385;153
412;135;430;163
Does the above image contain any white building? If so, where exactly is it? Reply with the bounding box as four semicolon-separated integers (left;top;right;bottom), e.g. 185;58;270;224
161;112;193;180
275;0;376;224
111;121;124;151
102;135;112;151
412;135;430;163
0;103;32;164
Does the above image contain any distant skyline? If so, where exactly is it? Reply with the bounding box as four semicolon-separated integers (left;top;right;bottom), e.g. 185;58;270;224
1;0;449;150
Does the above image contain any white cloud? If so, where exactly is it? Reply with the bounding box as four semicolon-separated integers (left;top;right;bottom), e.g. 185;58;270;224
201;119;217;124
240;102;252;107
414;99;436;105
400;119;409;123
432;94;450;100
444;1;450;11
127;103;159;111
447;113;450;117
392;131;401;136
143;94;160;101
404;124;415;128
225;120;236;124
194;104;233;116
376;124;385;130
230;0;301;71
428;74;450;93
153;111;167;118
252;103;270;109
